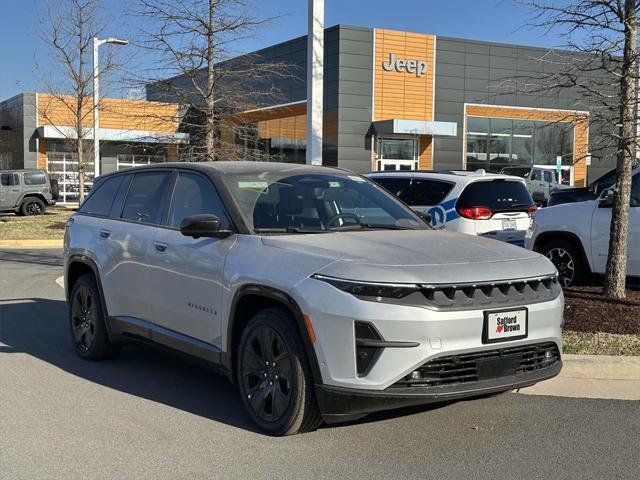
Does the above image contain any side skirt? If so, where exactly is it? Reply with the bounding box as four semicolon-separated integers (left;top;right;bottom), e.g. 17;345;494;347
107;316;232;379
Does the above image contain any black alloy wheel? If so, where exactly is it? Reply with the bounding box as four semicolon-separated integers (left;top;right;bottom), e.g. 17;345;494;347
541;239;587;287
237;308;322;435
22;198;46;216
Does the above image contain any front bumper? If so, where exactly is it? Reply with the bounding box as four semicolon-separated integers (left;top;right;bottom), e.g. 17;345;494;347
316;360;561;423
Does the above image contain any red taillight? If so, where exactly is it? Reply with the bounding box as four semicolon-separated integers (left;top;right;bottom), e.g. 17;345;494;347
457;206;493;220
527;205;538;216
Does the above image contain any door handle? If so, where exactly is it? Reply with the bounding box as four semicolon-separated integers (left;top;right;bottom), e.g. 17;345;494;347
99;229;110;239
154;242;167;253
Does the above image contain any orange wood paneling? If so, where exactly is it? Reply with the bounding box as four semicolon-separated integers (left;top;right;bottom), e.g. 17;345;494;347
419;135;432;170
38;139;46;169
374;29;435;122
465;104;590;187
258;113;307;140
37;94;179;132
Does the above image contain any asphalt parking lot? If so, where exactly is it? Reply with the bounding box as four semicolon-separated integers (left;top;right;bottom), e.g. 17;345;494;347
1;249;639;480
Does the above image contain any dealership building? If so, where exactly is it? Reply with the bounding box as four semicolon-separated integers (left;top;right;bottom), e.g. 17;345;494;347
150;25;607;186
0;93;187;202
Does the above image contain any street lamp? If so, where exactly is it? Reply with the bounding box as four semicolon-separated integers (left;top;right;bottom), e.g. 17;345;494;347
93;37;128;178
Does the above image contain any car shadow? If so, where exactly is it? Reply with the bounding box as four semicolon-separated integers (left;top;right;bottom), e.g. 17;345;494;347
0;297;260;433
0;249;63;267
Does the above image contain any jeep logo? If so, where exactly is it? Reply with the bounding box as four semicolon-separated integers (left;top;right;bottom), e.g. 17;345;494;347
382;52;428;77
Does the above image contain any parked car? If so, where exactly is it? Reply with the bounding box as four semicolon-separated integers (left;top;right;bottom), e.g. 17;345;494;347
367;170;537;246
0;169;57;215
526;169;639;286
547;165;640;207
64;162;563;435
500;166;568;205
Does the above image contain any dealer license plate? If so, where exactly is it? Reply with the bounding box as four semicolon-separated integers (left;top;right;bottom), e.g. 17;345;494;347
502;219;517;230
483;308;528;343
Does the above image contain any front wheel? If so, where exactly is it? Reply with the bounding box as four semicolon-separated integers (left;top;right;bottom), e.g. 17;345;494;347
236;308;322;435
540;239;588;287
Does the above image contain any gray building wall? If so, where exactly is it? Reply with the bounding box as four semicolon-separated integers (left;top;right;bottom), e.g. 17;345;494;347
433;36;611;181
0;94;26;169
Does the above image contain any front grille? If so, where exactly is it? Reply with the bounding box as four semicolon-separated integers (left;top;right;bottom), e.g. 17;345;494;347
419;275;561;311
390;342;560;389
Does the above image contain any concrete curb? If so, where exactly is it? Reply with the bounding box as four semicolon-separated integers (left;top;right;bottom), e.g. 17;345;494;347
0;240;63;248
519;354;640;400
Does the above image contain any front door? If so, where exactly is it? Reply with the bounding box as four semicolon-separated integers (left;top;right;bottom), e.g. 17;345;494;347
0;173;21;209
379;159;416;171
146;171;235;346
590;174;640;276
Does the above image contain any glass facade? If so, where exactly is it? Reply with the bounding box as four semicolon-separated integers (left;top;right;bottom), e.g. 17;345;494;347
466;117;574;173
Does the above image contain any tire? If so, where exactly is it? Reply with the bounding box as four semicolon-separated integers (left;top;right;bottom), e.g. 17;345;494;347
236;308;322;436
68;273;117;360
540;238;588;287
20;197;46;216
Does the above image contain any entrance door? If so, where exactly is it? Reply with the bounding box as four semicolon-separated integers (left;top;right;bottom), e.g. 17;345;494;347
376;137;419;171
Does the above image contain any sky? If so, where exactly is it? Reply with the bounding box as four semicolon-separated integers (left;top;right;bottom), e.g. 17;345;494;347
0;0;569;100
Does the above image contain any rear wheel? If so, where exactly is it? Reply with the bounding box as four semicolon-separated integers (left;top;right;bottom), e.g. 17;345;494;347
236;308;322;435
20;197;46;216
540;239;588;287
69;273;117;360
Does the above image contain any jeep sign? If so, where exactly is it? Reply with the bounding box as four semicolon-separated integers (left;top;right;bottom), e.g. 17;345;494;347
382;52;428;77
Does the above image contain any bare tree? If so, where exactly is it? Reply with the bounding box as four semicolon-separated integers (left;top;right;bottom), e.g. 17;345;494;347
509;0;639;299
38;0;119;203
133;0;292;162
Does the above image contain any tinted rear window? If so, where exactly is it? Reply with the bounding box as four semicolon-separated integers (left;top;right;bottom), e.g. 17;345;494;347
371;177;412;203
23;171;47;185
121;172;172;224
79;175;125;217
457;180;533;212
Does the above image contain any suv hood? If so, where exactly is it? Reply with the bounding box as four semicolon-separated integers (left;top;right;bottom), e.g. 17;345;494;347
262;230;556;284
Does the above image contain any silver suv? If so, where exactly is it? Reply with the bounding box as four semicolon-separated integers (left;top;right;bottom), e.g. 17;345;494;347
64;162;563;435
0;169;57;215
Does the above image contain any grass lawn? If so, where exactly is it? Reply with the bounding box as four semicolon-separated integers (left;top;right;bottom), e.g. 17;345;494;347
0;207;73;240
562;331;640;356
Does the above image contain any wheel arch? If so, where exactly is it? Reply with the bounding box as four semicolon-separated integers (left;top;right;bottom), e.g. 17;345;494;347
224;285;323;386
534;231;592;273
65;255;111;323
19;193;48;205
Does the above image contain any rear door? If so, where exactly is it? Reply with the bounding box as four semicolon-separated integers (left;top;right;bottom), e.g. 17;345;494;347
99;170;173;321
457;179;534;245
146;170;235;346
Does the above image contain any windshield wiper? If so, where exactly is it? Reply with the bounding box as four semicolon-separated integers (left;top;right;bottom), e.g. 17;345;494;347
254;227;328;234
327;223;415;231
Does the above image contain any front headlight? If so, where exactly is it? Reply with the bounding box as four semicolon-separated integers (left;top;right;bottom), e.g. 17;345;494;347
311;274;419;299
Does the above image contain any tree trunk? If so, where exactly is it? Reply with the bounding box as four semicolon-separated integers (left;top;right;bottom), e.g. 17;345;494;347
77;139;85;204
205;0;216;161
604;0;638;299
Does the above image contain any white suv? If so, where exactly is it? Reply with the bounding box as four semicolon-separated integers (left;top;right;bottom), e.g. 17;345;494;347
64;162;563;435
368;170;537;246
526;169;639;286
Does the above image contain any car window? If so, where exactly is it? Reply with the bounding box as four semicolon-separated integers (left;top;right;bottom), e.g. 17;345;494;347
78;175;125;217
530;169;542;181
457;180;534;213
631;174;639;207
1;173;14;186
23;171;47;185
543;171;553;183
370;177;412;203
406;179;454;206
121;172;172;225
168;172;230;229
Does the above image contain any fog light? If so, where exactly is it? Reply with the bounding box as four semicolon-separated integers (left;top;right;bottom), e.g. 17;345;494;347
409;370;421;380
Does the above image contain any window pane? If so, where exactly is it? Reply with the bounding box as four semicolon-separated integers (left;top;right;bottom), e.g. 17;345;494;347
379;139;416;160
121;172;171;224
511;120;534;167
168;173;230;229
23;171;47;185
1;173;11;186
488;119;512;172
407;179;454;206
533;121;573;165
466;117;489;171
79;175;125;217
457;180;534;212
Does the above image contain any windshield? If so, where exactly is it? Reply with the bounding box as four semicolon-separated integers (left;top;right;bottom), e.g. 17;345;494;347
223;171;428;233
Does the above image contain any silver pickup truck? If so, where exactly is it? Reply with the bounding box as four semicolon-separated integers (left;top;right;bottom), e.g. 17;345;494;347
501;166;569;205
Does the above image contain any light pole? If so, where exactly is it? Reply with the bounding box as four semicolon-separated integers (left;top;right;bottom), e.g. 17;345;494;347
93;36;128;178
306;0;324;165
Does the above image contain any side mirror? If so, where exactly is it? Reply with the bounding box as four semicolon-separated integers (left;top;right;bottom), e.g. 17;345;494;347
597;188;615;208
180;214;233;239
416;211;432;224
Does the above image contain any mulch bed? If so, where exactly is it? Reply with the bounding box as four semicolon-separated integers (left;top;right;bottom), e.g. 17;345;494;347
563;287;640;335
